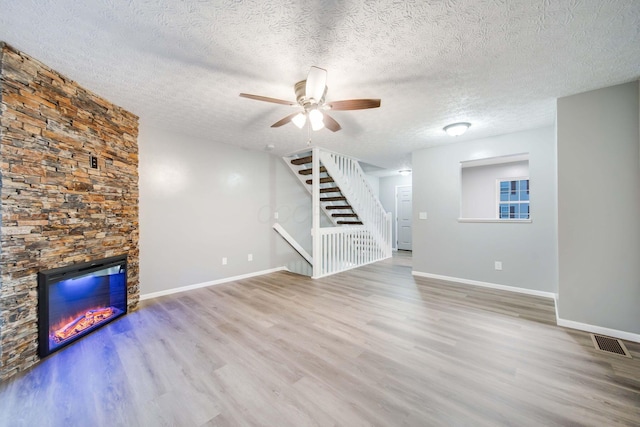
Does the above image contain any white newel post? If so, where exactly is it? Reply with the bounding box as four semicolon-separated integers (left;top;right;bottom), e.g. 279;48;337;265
312;147;321;278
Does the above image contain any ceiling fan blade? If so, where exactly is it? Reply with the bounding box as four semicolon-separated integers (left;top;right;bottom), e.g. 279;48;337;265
305;66;327;102
271;112;300;128
327;99;381;110
323;113;342;132
240;93;296;106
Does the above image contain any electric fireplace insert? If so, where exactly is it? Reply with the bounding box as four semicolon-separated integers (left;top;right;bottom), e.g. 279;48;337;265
38;254;128;358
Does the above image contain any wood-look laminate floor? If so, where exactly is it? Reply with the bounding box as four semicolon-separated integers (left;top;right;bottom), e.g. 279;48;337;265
1;252;639;426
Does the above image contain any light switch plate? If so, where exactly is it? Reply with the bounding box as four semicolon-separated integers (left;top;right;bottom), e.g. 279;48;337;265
419;212;427;220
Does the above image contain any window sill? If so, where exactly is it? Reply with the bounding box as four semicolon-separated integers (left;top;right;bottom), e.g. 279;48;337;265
457;218;532;223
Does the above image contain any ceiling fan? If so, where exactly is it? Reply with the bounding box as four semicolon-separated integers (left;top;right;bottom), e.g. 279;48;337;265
239;66;381;132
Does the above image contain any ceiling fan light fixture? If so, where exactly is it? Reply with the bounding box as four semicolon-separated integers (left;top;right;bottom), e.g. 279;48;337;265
444;122;471;136
309;109;325;131
240;66;381;134
292;112;306;129
398;169;412;176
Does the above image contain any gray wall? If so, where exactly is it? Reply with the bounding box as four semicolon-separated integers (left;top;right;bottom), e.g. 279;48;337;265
412;126;558;293
557;81;640;334
379;175;412;249
461;160;529;219
138;124;312;295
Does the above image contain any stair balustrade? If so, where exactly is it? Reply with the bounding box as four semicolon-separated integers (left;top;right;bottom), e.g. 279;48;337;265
319;150;392;261
281;148;392;278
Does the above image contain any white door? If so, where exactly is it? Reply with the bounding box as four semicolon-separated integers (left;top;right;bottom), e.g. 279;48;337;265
396;186;412;251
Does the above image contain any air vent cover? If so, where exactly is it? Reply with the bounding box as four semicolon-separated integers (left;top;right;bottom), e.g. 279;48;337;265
590;334;631;358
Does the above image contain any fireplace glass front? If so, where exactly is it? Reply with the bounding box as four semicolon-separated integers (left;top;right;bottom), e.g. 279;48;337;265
38;255;128;358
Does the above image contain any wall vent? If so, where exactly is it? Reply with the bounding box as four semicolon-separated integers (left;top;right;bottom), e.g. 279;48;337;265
590;334;631;358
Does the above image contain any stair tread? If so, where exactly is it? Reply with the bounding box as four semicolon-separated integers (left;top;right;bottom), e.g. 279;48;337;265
326;205;353;210
332;213;358;217
306;177;334;184
291;156;313;165
299;166;327;175
320;187;341;193
321;196;347;202
337;221;363;225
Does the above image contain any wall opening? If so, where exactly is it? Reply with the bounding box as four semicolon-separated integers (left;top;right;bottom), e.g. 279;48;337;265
459;153;530;222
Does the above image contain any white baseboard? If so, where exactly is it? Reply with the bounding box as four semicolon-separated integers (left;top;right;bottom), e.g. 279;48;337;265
411;271;557;299
556;317;640;343
412;271;640;343
139;267;288;301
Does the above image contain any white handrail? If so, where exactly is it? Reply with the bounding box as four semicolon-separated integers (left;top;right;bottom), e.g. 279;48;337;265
273;223;313;266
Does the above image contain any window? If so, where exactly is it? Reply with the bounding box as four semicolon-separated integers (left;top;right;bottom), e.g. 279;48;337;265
498;179;529;219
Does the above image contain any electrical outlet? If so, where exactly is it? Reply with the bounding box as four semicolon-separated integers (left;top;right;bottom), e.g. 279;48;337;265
248;254;253;261
274;212;279;220
222;257;227;265
495;261;502;271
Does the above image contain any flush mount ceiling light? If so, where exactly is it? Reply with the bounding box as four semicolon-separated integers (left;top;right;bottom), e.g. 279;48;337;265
398;169;412;176
443;122;471;136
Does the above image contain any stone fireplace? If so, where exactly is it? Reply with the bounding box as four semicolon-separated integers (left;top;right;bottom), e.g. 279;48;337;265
0;43;140;381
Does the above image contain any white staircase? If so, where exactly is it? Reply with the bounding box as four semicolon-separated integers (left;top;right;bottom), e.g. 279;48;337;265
281;147;392;278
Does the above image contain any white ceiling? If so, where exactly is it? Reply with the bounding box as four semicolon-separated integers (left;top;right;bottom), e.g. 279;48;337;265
1;0;639;173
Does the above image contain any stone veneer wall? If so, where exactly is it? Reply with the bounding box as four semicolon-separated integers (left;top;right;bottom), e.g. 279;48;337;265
0;43;140;381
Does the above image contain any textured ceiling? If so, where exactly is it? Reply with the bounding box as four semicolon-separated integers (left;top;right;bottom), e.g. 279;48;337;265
1;0;639;173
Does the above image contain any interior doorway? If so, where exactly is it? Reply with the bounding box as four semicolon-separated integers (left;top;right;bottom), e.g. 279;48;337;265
396;185;412;251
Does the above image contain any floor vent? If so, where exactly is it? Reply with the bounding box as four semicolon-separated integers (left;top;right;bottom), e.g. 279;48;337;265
590;334;631;358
